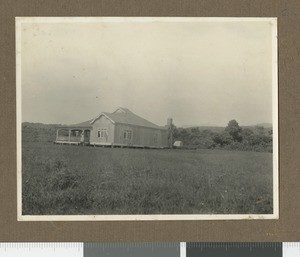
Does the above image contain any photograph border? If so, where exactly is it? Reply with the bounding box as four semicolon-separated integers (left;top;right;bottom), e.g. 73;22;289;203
16;17;279;221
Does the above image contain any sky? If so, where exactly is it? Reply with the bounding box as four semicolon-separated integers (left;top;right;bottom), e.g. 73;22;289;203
20;18;276;127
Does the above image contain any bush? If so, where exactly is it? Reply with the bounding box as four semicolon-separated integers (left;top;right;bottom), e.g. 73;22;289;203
174;122;272;152
212;131;232;147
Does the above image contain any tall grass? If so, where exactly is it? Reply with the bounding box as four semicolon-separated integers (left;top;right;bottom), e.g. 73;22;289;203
22;142;273;215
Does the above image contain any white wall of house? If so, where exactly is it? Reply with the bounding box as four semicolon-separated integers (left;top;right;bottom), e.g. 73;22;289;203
90;115;115;145
114;123;168;148
89;114;169;148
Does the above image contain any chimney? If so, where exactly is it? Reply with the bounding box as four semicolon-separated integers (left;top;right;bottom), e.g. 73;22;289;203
167;118;173;148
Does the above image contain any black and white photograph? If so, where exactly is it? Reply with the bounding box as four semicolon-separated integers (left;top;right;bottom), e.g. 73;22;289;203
16;17;278;220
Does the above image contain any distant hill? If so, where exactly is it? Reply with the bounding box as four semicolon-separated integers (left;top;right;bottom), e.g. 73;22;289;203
255;123;272;128
22;122;59;143
178;126;225;133
177;124;272;134
179;123;272;131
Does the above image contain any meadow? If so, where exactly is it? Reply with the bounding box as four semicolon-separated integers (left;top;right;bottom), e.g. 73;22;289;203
22;142;273;215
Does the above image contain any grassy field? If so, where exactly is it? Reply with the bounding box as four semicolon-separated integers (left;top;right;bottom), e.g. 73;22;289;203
22;142;273;215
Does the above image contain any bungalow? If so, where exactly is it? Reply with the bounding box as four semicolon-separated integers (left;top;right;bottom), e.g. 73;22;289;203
55;107;173;148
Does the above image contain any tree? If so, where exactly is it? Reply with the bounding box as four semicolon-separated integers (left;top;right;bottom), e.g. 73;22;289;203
176;128;190;144
191;127;200;135
268;128;273;136
254;126;265;136
241;128;254;144
212;131;232;147
225;120;242;142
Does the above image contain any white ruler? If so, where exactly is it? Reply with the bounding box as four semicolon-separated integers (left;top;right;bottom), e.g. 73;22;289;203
0;243;83;257
0;242;299;256
283;243;300;257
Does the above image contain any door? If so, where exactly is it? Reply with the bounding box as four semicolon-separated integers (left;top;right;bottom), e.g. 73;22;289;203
84;130;90;143
123;130;133;146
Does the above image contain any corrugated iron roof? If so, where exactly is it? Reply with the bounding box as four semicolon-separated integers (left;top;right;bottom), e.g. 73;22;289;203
57;119;93;129
98;108;167;130
71;119;93;127
58;108;167;130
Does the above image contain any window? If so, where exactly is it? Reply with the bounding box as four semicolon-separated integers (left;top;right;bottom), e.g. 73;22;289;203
98;128;107;138
154;133;158;143
123;130;132;140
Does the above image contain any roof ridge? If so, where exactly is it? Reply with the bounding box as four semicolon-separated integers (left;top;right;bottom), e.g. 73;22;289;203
102;108;165;129
91;108;167;130
113;107;132;114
